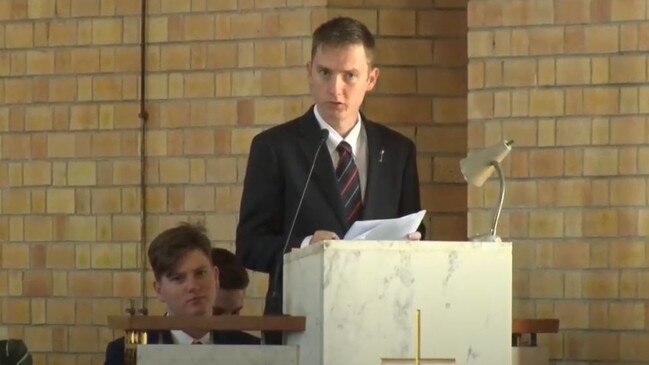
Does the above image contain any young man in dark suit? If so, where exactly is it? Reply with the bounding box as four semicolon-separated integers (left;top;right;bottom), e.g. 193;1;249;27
236;17;422;344
104;224;257;365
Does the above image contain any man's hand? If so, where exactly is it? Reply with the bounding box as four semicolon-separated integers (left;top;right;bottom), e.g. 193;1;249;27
309;230;339;245
407;231;422;241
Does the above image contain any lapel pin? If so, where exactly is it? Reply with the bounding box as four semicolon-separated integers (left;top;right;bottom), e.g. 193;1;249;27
379;149;384;163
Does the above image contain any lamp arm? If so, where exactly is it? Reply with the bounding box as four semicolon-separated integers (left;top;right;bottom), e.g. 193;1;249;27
490;161;506;238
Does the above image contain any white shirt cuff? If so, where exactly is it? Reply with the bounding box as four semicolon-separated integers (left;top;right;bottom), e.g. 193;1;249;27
299;236;312;248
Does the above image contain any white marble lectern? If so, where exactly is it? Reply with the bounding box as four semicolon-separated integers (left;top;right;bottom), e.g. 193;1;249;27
284;241;512;365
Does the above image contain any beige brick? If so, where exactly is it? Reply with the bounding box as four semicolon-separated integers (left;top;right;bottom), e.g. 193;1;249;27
529;89;564;117
185;73;214;98
92;18;122;45
26;50;54;75
3;298;30;325
47;298;75;324
91;243;121;269
112;215;140;241
467;91;493;120
556;58;590;85
583;148;618;176
68;161;97;186
3;189;30;214
565;331;618;360
609;241;645;268
529;28;563;55
502;120;537;147
530;211;564;238
621;24;639;52
23;161;51;186
620;87;639;114
418;9;466;37
538;118;555;146
68;326;99;352
529;149;563;177
113;272;140;298
160;45;190;70
557;118;590;146
556;180;592;207
611;0;646;20
6;23;33;48
91;188;121;214
4;79;32;104
620;270;638;298
93;76;122;101
621;333;649;361
54;216;96;242
610;118;647;144
583;209;618;237
2;244;29;269
378;9;415;36
159;159;190;184
610;55;646;83
555;300;589;329
24;216;52;242
585;25;619;53
183;14;213;40
231;71;261;97
25;106;52;131
611;178;645;206
529;270;563;298
46;245;75;269
591;180;610;206
376;39;433;66
582;271;619;298
417;68;466;96
69;271;110;297
584;88;620;115
554;0;590;23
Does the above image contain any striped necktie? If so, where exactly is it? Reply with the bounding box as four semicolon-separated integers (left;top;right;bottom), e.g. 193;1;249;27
335;141;363;225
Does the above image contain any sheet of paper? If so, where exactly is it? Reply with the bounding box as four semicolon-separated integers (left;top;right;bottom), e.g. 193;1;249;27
343;210;426;240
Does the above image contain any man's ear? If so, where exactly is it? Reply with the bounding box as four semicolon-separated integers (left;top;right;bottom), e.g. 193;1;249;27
306;61;313;79
153;280;163;302
366;67;380;91
213;265;220;289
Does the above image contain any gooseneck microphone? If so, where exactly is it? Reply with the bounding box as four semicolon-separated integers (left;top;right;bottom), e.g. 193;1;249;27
267;128;330;316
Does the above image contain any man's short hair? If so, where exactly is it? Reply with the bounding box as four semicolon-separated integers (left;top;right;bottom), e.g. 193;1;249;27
148;223;212;281
211;248;249;290
311;17;376;64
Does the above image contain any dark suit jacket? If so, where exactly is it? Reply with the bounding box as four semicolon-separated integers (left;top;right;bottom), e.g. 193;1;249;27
236;107;422;313
104;330;260;365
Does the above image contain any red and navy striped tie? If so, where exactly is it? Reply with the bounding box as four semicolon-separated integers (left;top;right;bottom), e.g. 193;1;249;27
335;141;363;225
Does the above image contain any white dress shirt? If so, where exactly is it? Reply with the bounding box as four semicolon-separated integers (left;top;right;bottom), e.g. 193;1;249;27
313;105;368;200
300;106;368;248
170;329;211;345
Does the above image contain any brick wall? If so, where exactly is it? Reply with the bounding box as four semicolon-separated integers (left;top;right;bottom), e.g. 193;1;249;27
0;0;467;363
468;0;649;363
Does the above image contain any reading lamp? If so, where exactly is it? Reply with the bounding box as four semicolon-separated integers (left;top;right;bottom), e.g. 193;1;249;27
460;140;514;242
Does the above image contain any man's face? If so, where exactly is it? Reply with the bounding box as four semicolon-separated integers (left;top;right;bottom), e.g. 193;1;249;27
307;44;379;129
213;288;245;315
154;249;218;317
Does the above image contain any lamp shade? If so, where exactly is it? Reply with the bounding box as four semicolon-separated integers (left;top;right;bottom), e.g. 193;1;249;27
460;140;513;187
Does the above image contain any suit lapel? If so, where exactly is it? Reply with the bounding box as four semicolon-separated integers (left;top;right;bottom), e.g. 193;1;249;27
297;109;347;229
362;120;384;220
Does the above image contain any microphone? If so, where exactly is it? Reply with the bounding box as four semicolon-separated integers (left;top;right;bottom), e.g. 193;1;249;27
267;128;329;317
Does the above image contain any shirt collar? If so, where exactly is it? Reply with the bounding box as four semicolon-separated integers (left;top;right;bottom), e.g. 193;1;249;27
170;329;211;345
313;105;363;156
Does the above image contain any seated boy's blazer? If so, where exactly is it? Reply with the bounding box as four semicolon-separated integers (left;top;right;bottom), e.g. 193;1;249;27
104;330;260;365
